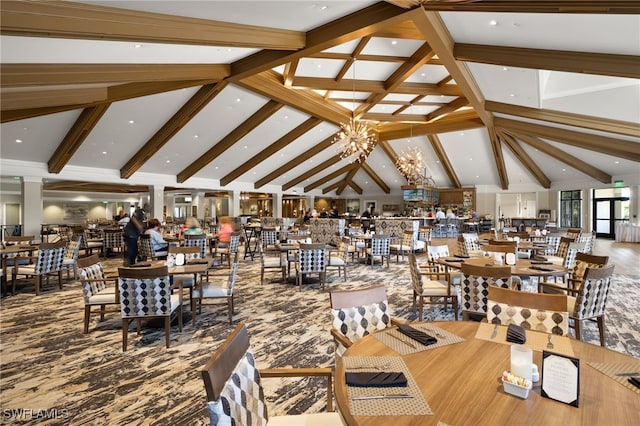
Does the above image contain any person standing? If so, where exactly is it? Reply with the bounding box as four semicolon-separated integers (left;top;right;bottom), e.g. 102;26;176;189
124;207;145;265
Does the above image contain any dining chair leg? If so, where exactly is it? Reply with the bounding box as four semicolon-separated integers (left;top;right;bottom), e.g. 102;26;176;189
597;316;606;347
164;316;171;348
84;306;91;333
122;319;129;352
573;320;582;342
35;276;40;296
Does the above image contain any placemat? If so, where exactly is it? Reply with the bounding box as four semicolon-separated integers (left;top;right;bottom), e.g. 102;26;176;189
475;323;575;357
373;324;465;356
588;362;640;394
344;356;432;416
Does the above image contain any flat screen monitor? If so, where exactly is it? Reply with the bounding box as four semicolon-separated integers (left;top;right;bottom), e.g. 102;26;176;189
403;188;424;202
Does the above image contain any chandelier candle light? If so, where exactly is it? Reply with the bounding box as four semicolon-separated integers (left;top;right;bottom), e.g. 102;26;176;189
333;58;377;163
396;146;425;184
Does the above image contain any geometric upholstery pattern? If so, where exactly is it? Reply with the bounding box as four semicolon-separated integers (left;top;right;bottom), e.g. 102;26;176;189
184;234;208;260
408;252;458;321
365;235;390;268
307;218;345;245
62;238;82;280
206;347;268;426
11;242;65;295
487;285;569;336
460;264;518;320
103;229;124;254
258;240;286;285
117;265;182;351
390;230;415;263
331;299;390;357
192;262;238;325
78;254;118;333
296;243;326;290
138;234;168;261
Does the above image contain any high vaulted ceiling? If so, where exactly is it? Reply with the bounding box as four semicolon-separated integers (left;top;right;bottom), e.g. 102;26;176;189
1;0;639;198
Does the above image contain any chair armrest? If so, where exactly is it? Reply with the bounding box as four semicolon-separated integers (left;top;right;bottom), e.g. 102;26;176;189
418;265;450;281
538;281;579;295
260;367;334;412
390;317;409;326
330;328;353;349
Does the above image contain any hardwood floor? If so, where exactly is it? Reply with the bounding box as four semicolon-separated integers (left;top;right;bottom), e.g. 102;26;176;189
435;237;639;276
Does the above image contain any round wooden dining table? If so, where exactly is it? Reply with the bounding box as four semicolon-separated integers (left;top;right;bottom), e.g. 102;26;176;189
437;256;568;280
335;321;640;426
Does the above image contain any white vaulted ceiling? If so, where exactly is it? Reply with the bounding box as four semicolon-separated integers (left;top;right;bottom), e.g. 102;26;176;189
1;1;638;197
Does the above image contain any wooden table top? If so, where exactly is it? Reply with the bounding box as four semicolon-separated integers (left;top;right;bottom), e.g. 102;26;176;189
335;321;640;426
437;256;567;277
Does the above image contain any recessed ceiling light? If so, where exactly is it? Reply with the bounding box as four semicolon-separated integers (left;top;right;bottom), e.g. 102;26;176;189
391;40;397;45
194;134;199;139
436;160;440;164
102;151;107;155
476;175;480;178
469;158;473;161
243;145;248;149
460;132;465;136
503;67;509;71
15;139;22;143
509;93;516;97
615;161;620;164
489;20;498;26
562;168;566;172
134;44;142;48
166;160;171;163
421;73;426;77
128;120;135;124
215;166;219;170
236;98;241;102
320;5;328;11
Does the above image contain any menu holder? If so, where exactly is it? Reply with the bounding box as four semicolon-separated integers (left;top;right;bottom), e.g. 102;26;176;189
541;351;580;407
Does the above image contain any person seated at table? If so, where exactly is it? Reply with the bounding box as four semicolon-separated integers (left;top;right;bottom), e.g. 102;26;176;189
217;216;234;248
118;213;130;227
435;208;445;221
183;216;203;235
145;218;168;252
468;209;479;219
446;209;456;220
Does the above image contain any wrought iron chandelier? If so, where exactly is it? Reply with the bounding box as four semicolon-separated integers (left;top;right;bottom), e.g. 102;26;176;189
332;59;376;163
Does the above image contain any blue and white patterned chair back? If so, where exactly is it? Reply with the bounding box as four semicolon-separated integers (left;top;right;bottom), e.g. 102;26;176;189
64;239;81;261
103;229;124;250
260;228;278;249
330;285;391;357
202;325;269;426
118;266;173;318
461;264;517;319
35;243;66;275
79;259;108;304
184;234;208;259
369;235;390;256
427;244;450;262
544;236;561;256
297;243;326;274
571;265;615;320
487;286;569;336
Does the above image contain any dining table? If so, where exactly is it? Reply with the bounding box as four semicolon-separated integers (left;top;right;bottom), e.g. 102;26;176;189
436;256;568;283
335;321;640;426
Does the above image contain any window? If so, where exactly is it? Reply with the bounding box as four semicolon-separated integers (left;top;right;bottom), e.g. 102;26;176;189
560;190;581;228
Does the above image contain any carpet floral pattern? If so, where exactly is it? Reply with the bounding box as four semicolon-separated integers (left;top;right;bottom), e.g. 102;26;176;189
1;251;638;425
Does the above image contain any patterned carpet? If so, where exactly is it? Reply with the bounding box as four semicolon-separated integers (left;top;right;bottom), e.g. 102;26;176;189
1;250;638;425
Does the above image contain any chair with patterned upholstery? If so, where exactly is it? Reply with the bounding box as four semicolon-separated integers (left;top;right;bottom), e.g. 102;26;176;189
11;242;66;295
167;245;202;313
329;284;404;358
426;244;462;285
539;252;609;293
487;286;568;335
458;233;481;257
118;264;182;351
546;236;575;264
460;263;521;321
214;232;241;268
409;252;458;321
390;230;415;263
184;233;208;260
61;237;82;280
192;262;238;325
418;225;431;248
82;229;104;257
103;228;124;257
327;237;348;281
296;243;327;290
78;254;119;333
201;323;341;426
365;235;391;268
539;264;615;346
566;228;582;239
137;234;168;261
258;238;286;285
260;227;279;254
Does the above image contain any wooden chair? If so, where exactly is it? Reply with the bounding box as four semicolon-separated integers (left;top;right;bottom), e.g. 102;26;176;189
214;232;241;268
201;323;341;425
260;227;279;254
191;261;238;325
61;238;82;280
326;237;348;281
103;228;124;257
390;230;415;263
82;229;104;257
540;252;609;293
137;233;168;261
460;263;521;321
426;244;462;285
118;265;182;351
257;238;286;285
11;241;66;295
296;243;326;290
365;235;391;268
78;254;119;333
487;286;568;335
409;252;458;321
184;233;208;260
329;284;405;357
167;245;202;311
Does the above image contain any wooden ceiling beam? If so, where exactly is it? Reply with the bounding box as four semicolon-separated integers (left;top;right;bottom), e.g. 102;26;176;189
335;37;371;83
311;51;443;65
323;181;343;195
413;1;640;14
488;127;510;190
378;112;483;140
177;100;283;183
230;3;415;80
454;43;640;79
292;77;463;96
304;164;355;192
504;129;613;184
1;79;214;122
44;180;149;193
48;103;110;174
1;64;229;87
427;134;461;188
0;0;304;49
254;135;335;189
495;117;640;162
425;97;469;122
120;82;227;179
497;130;552;189
361;162;391;193
283;156;342;191
220;117;322;186
485;100;640;138
1;87;107;110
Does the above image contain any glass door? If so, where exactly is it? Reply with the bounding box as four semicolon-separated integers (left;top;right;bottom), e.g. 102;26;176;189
593;197;630;239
